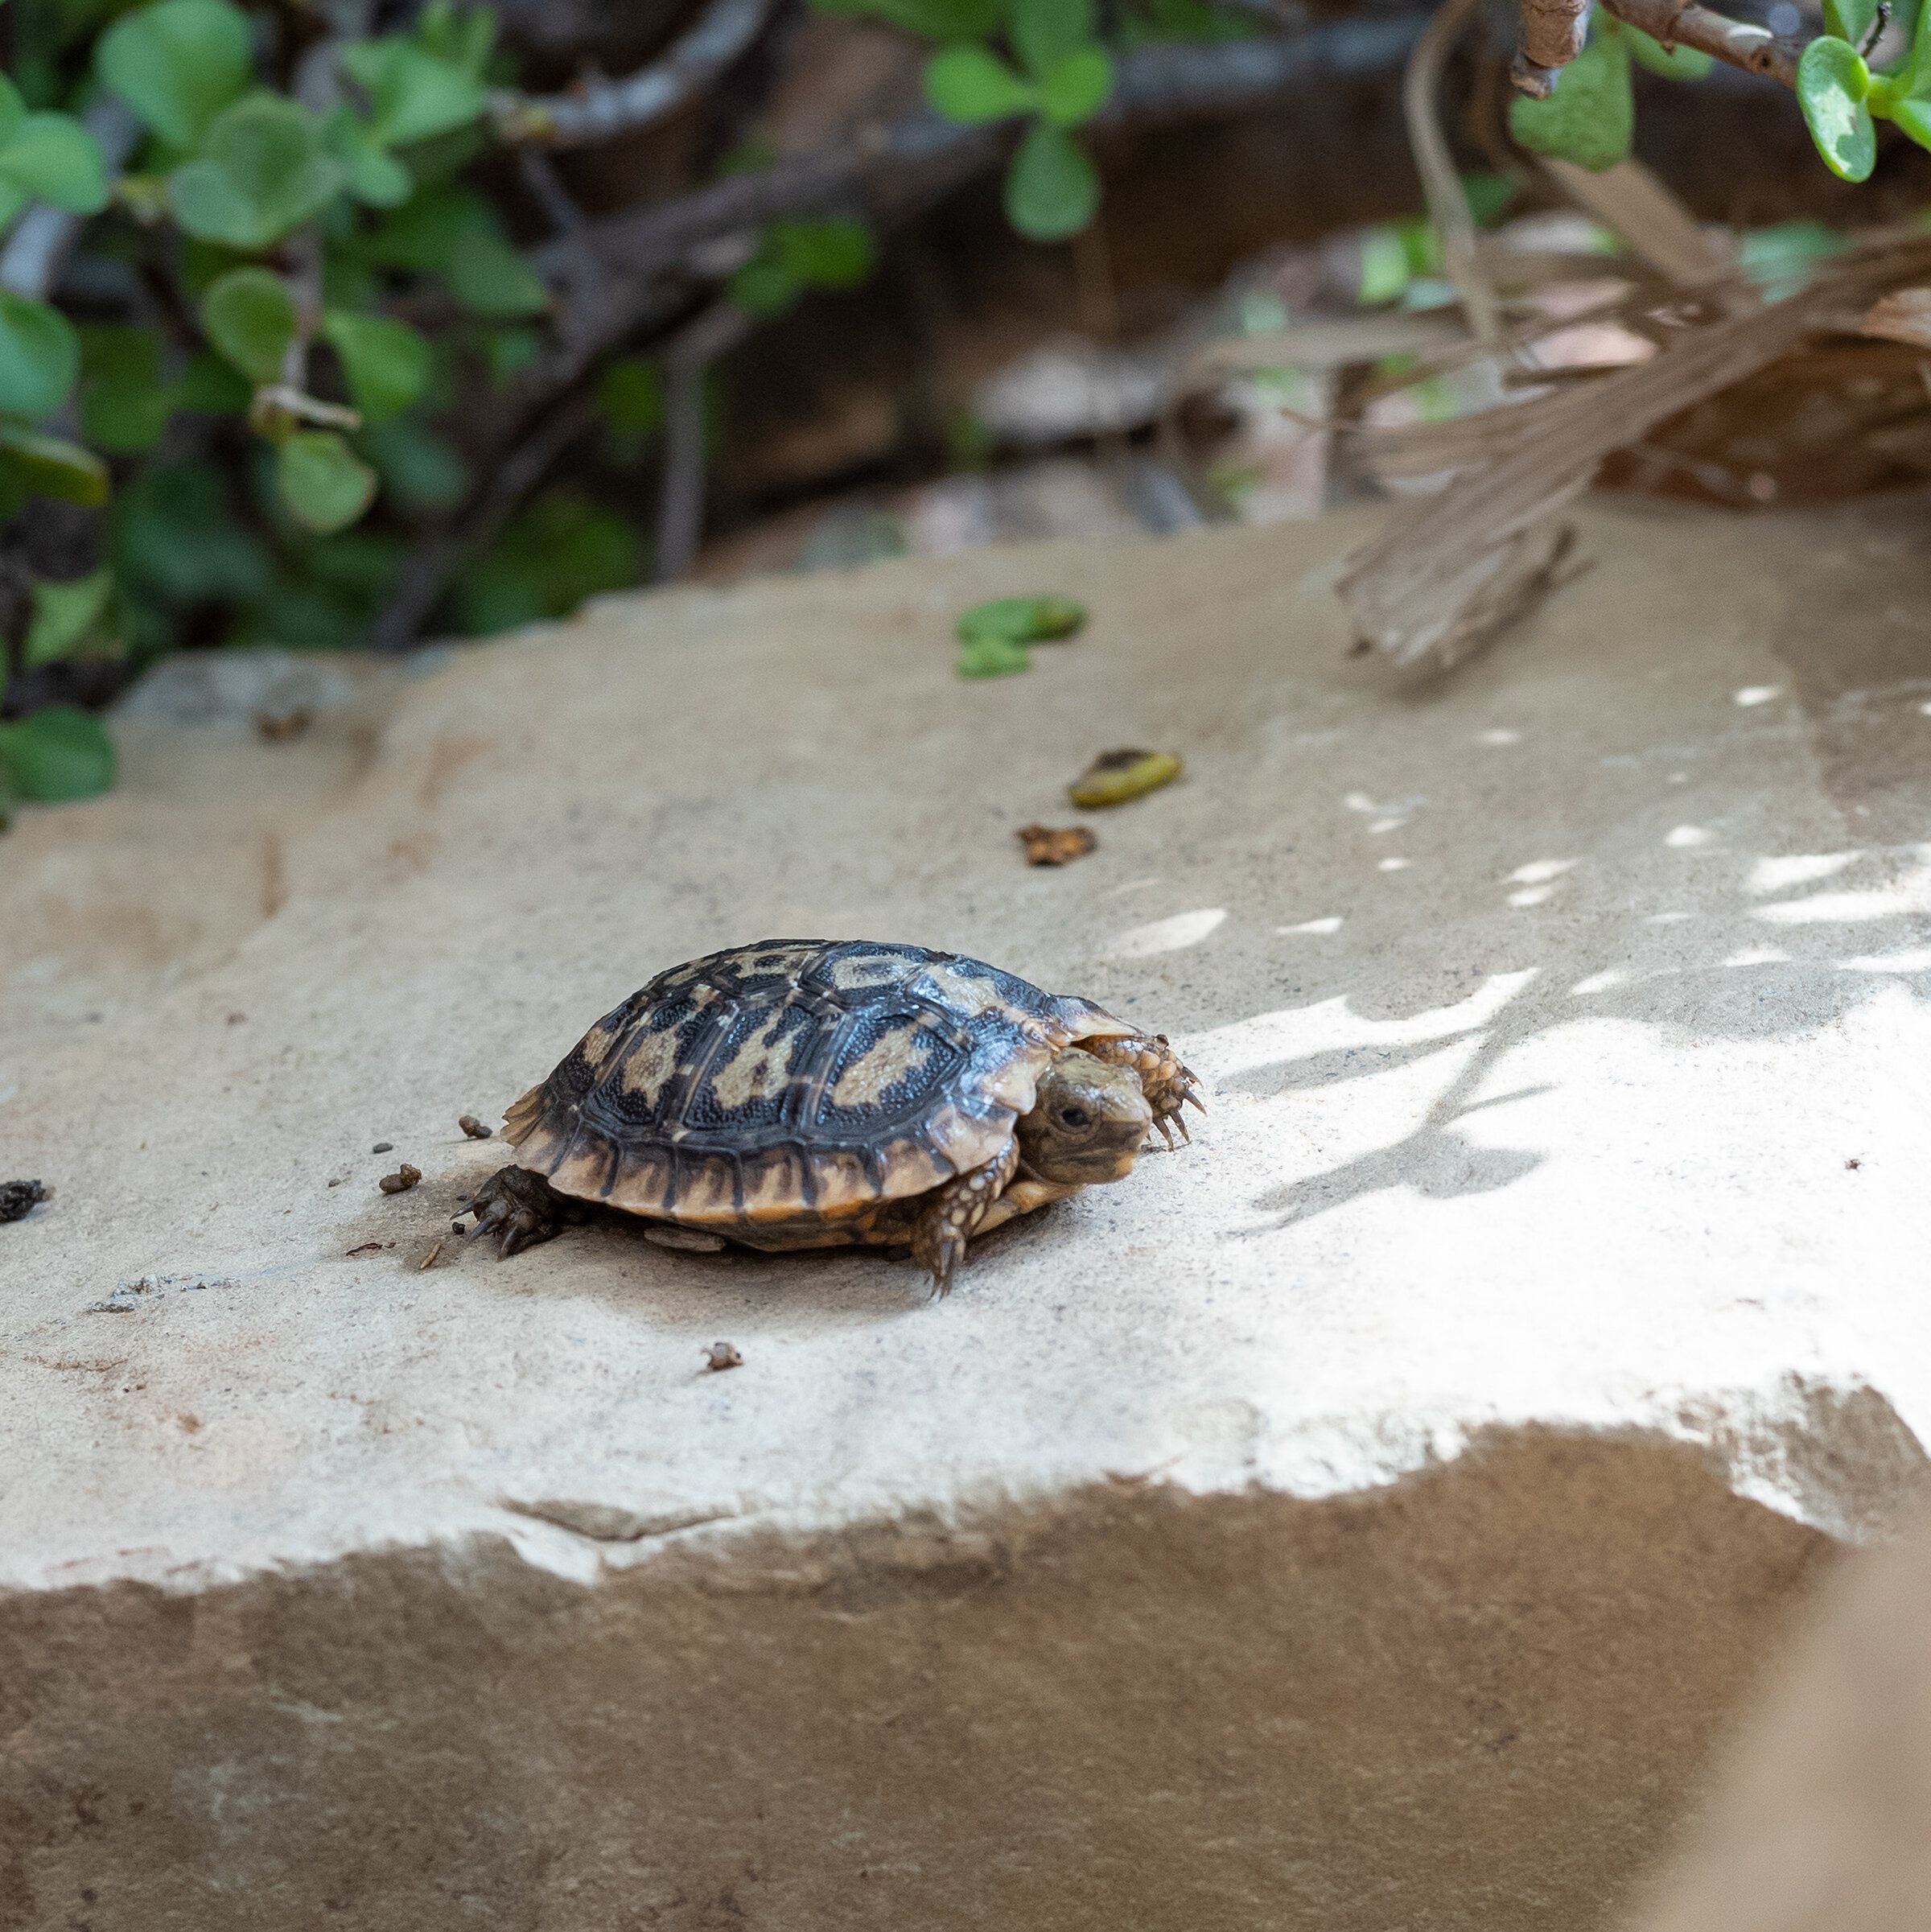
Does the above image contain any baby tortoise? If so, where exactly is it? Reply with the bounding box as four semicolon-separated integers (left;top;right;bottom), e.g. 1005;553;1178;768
455;939;1202;1294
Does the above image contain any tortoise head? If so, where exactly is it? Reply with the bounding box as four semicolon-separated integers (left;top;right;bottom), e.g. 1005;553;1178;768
1015;1048;1151;1184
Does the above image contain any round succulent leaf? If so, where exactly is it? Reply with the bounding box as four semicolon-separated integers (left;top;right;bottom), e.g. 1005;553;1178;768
773;217;874;289
1797;35;1877;179
1003;121;1100;241
340;39;485;147
1824;0;1883;44
924;45;1038;122
1507;35;1634;170
97;0;253;150
1010;0;1097;80
729;250;801;318
0;422;109;506
0;705;117;803
0;292;79;420
25;569;113;667
1036;45;1113;126
1889;93;1931;146
168;97;348;249
0;113;110;215
277;429;377;533
200;265;298;381
319;309;430;422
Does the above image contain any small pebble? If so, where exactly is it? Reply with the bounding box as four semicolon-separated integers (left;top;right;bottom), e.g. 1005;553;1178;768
1846;1157;1863;1170
459;1114;493;1139
704;1342;744;1372
372;1142;393;1154
379;1164;422;1194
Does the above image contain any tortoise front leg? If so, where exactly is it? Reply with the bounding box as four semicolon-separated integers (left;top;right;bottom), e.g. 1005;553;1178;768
1083;1034;1204;1147
910;1141;1019;1296
454;1164;587;1258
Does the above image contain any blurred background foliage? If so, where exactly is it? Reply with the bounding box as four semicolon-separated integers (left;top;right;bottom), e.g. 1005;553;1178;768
0;0;1925;814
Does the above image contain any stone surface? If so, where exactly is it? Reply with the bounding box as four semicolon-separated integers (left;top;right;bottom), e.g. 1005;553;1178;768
6;498;1931;1926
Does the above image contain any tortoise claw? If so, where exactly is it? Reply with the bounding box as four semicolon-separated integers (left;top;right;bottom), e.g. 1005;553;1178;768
452;1164;573;1258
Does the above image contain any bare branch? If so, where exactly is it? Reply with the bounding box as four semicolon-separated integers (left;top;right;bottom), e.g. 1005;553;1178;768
552;13;1434;282
494;0;778;146
654;300;753;582
1403;0;1501;340
1591;0;1801;85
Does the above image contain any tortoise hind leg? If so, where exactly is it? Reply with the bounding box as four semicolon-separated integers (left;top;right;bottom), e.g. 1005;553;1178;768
910;1143;1019;1296
455;1164;587;1258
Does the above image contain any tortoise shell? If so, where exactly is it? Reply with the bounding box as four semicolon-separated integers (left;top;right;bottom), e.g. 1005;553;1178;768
502;940;1134;1227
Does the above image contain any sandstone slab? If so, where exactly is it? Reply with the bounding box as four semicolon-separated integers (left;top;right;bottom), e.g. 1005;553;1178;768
6;500;1931;1927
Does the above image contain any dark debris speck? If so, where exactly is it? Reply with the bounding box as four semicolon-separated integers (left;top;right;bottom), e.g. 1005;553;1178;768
372;1142;393;1154
0;1180;51;1225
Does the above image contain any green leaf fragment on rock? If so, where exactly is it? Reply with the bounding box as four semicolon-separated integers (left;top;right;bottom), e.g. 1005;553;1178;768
956;632;1033;678
957;593;1086;643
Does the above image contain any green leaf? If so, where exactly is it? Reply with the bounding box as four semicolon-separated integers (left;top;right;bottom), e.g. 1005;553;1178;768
112;461;272;605
957;593;1086;642
730;252;800;317
319;310;429;422
1797;35;1877;180
80;325;175;451
776;217;875;288
1825;0;1882;44
1356;225;1410;305
1011;0;1097;78
924;44;1037;121
177;348;253;412
812;0;1003;42
169;97;348;249
97;0;253;150
1891;93;1931;146
277;430;377;533
1507;34;1634;171
1037;45;1112;126
323;108;414;208
357;415;469;511
0;422;109;505
25;569;112;668
200;265;297;381
956;632;1031;677
0;706;116;803
598;357;664;437
455;488;640;636
0;76;23;150
1621;23;1715;79
340;39;486;146
414;0;498;80
1003;121;1100;241
0;113;109;215
0;291;78;418
368;187;550;315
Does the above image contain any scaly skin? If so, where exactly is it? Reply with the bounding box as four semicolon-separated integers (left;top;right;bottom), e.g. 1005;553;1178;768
1082;1033;1205;1147
910;1141;1019;1296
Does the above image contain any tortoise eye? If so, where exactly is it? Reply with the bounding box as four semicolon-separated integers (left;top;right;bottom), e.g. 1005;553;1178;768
1059;1105;1092;1129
